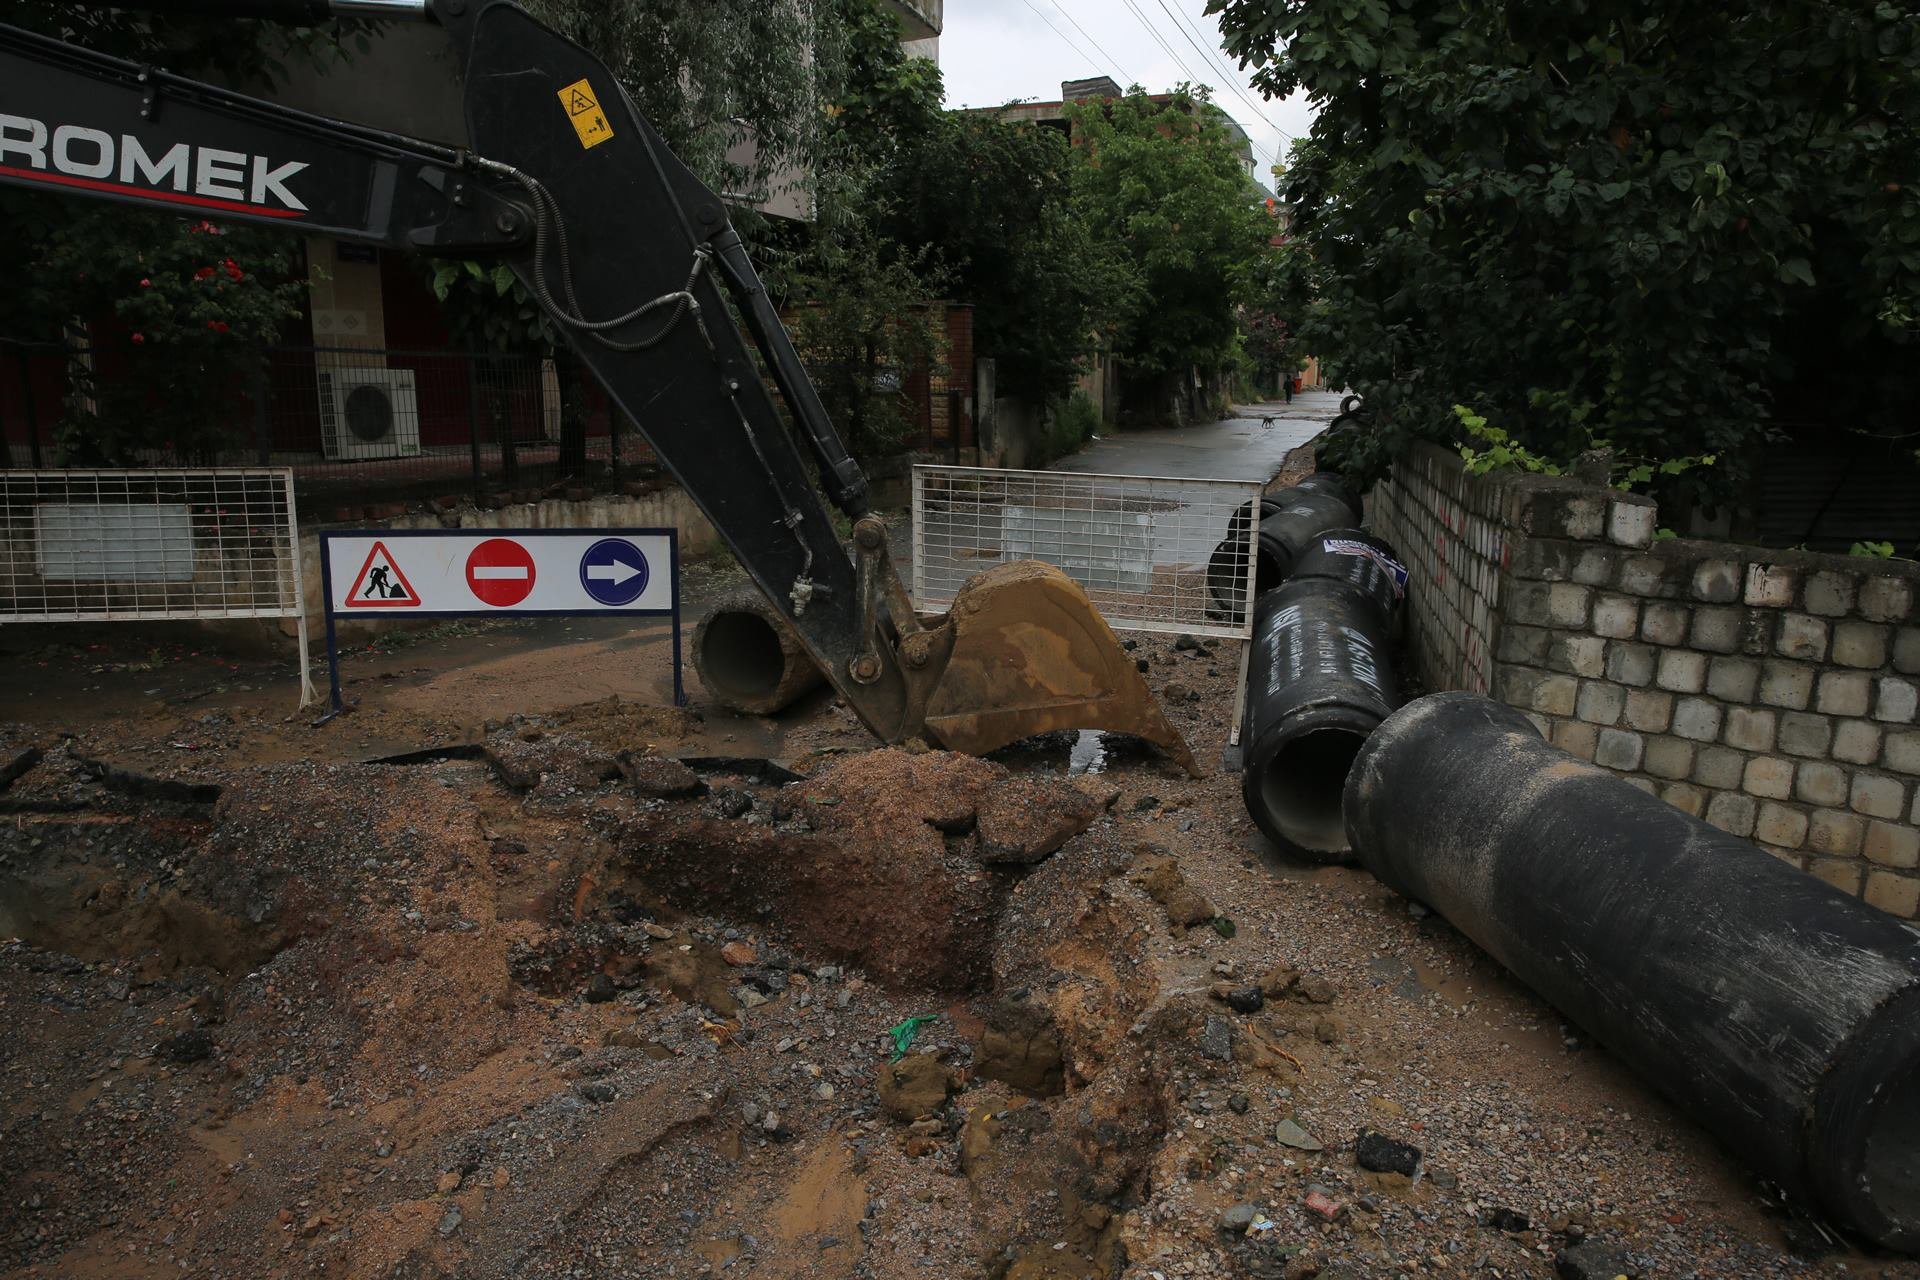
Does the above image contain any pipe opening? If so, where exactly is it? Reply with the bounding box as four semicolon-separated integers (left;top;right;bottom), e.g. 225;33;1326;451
1254;544;1287;596
1257;727;1366;855
1866;1067;1920;1234
696;610;786;701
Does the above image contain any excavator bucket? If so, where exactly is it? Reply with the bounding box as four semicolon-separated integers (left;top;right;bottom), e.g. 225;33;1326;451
922;561;1202;776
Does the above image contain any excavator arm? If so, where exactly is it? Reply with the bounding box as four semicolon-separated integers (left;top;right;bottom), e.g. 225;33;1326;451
0;0;1198;773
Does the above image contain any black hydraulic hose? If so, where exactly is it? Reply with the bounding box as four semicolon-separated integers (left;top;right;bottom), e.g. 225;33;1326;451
1241;529;1404;862
1344;692;1920;1253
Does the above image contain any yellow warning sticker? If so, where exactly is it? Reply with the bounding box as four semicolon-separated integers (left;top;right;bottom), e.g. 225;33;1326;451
557;77;614;150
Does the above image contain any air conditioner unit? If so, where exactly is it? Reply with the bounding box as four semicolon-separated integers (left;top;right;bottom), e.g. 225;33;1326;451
317;366;422;461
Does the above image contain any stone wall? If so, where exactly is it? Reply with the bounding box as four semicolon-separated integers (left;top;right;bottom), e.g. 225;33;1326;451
1368;442;1920;919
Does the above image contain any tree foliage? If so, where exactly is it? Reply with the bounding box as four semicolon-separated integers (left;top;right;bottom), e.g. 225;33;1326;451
1209;0;1920;506
524;0;852;221
883;109;1123;405
1066;88;1273;382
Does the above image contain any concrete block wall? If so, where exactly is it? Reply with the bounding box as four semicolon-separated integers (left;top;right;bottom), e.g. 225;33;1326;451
1369;442;1920;919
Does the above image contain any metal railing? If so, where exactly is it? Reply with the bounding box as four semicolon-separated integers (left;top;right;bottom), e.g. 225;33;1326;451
4;338;977;510
2;342;646;507
911;464;1263;639
0;466;313;703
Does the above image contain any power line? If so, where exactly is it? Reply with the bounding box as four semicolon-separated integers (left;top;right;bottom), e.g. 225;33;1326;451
1118;0;1209;88
1016;0;1106;78
1114;0;1277;167
1044;0;1135;88
1156;0;1296;143
1143;0;1295;174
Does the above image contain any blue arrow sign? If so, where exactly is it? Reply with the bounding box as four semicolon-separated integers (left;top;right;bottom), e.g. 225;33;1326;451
578;537;650;606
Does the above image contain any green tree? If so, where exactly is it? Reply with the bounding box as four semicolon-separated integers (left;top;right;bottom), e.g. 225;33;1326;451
801;0;1125;422
1209;0;1920;506
1065;88;1273;396
737;0;942;461
883;110;1125;406
32;218;305;464
1239;249;1302;392
521;0;857;236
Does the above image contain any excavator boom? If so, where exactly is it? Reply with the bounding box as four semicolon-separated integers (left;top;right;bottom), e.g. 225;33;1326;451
0;0;1198;774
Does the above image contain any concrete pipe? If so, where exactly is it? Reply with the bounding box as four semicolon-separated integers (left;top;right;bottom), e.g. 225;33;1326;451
1206;484;1358;615
1344;692;1920;1252
1240;530;1404;862
690;590;825;716
1294;470;1357;514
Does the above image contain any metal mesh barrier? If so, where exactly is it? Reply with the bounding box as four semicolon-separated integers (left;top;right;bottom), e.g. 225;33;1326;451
0;468;313;703
912;465;1263;639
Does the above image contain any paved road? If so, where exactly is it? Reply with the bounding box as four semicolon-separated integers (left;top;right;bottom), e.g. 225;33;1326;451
1051;390;1343;484
914;393;1346;621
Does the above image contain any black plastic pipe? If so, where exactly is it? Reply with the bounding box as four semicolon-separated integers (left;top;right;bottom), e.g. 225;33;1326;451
1207;481;1358;615
1241;529;1404;861
1344;692;1920;1253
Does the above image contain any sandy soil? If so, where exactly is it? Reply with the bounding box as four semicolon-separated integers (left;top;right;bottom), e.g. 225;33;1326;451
1;590;1916;1280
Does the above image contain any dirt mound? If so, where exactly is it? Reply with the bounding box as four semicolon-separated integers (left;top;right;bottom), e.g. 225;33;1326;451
537;696;693;755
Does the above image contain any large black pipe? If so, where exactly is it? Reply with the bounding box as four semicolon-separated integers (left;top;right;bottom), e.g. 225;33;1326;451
1241;529;1404;861
1294;470;1356;513
1344;693;1920;1252
1207;481;1358;615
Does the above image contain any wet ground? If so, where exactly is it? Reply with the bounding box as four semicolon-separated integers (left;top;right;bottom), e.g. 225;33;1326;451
3;409;1917;1280
4;616;1917;1279
1054;394;1344;483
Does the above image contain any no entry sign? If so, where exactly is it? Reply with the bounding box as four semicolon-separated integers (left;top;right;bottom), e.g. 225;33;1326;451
317;527;682;717
465;538;537;608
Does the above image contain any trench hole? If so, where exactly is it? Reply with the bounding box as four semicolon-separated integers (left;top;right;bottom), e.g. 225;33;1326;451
1258;727;1365;855
697;611;785;701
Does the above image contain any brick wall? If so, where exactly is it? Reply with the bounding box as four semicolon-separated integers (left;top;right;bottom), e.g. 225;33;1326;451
1369;442;1920;919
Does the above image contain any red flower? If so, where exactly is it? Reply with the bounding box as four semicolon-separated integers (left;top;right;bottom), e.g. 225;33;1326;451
223;257;245;281
131;333;146;344
139;277;151;288
207;320;230;333
194;266;216;281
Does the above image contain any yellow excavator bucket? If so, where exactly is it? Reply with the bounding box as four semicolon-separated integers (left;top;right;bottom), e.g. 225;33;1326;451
921;561;1201;776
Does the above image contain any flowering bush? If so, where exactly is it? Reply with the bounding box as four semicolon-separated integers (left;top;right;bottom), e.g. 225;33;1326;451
25;212;306;464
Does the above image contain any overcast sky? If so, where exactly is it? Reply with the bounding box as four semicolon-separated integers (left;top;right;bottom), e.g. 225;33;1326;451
933;0;1316;179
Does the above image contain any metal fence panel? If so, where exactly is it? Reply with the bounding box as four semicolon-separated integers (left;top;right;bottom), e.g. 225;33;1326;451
912;465;1263;639
1;468;313;703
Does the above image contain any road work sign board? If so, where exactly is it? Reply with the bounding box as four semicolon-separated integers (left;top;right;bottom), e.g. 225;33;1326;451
317;528;681;717
325;531;674;615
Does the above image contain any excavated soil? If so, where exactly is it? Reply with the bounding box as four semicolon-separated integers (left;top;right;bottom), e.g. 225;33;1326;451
1;631;1917;1280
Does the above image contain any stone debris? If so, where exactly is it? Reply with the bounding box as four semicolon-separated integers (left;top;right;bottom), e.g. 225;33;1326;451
1274;1118;1323;1151
1355;1129;1422;1175
0;628;1872;1280
875;1053;954;1121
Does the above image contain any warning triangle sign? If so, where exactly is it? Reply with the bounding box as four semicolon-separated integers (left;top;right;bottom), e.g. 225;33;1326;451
346;541;421;608
567;87;595;116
